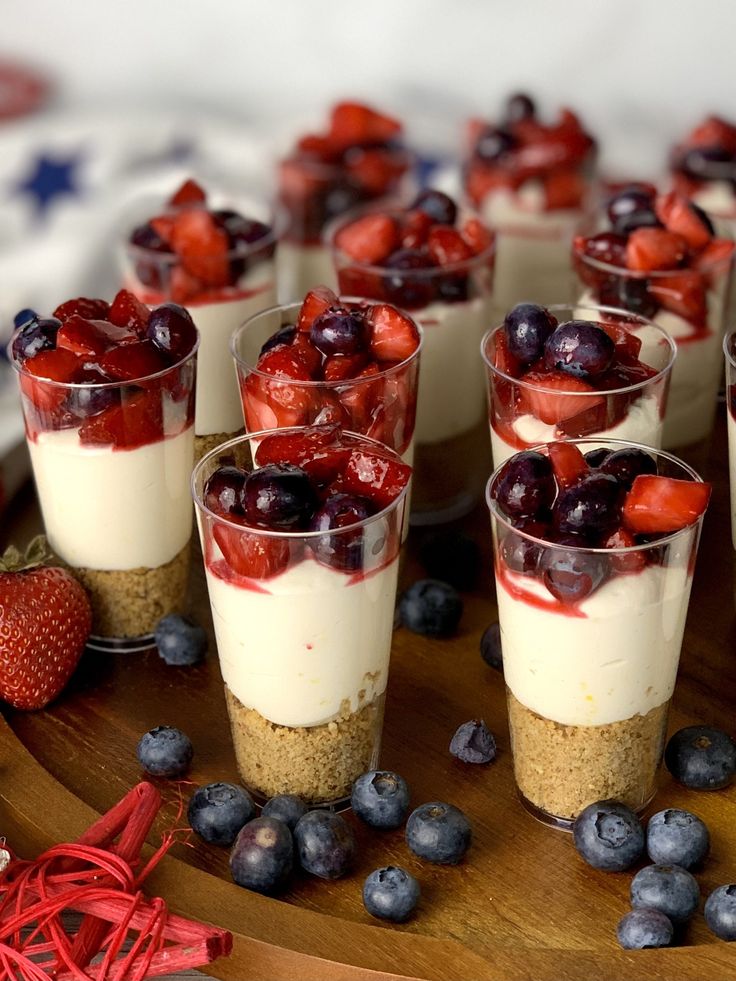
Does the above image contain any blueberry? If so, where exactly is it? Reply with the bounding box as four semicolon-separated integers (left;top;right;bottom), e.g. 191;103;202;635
646;809;710;870
541;541;607;604
242;463;317;529
13;307;39;329
480;622;502;670
363;866;420;923
664;725;736;790
600;276;659;319
680;144;735;179
418;530;481;592
449;719;497;764
612;208;662;237
583;448;611;468
155;614;207;667
129;222;171;288
503;303;557;366
188;781;255;846
499;520;546;574
616;908;674;950
598;448;657;490
504;92;536;124
474;126;515;163
351;770;410;830
309;492;375;572
204;465;246;518
494;451;555;521
553;472;623;540
580;232;627;268
310;309;367;356
606;186;656;228
136;725;193;778
544;320;615;379
145;303;197;361
261;794;308;831
704;884;736;941
411;188;457;226
631;864;700;924
399;579;463;638
436;272;469;303
405;802;471;865
382;248;437;309
12;316;60;361
294;810;356;879
572;800;645;871
229;816;293;894
260;324;296;357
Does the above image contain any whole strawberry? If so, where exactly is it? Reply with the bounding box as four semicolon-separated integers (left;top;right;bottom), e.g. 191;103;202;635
0;536;91;710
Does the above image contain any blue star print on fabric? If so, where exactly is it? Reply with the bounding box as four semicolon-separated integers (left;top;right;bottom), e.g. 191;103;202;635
14;151;83;218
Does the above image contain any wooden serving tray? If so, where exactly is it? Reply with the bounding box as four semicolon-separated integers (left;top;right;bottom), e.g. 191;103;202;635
2;417;736;981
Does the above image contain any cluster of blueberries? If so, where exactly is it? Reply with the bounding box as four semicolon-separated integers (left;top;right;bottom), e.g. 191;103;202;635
573;725;736;947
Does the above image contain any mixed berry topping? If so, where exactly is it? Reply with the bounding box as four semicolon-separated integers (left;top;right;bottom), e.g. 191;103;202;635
573;187;735;330
491;442;711;606
333;190;494;309
128;179;275;304
278;101;409;245
489;303;661;443
242;287;420;453
464;93;596;211
202;425;411;580
11;290;197;448
671;115;736;200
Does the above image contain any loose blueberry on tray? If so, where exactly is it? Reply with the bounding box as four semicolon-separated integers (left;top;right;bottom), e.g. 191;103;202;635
449;720;497;764
572;800;644;871
229;816;293;894
155;613;207;666
398;579;463;638
294;810;356;880
405;802;471;865
351;770;410;830
188;782;255;846
363;866;421;922
136;725;193;778
261;794;309;832
646;809;710;870
630;864;700;924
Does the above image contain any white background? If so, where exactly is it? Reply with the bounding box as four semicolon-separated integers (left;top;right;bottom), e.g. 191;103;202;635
3;0;735;174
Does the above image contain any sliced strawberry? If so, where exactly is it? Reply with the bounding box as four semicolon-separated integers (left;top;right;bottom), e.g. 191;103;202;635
52;297;110;323
98;340;168;381
625;228;688;272
334;214;400;264
401;209;433;249
78;389;164;449
169;264;203;304
20;348;82;411
341;446;411;509
296;133;336;161
297;286;339;333
338;362;382;430
654;191;712;251
519;371;604;425
344;146;405;195
291;332;322;376
336;265;385;302
461;217;494;256
257;345;315;381
492;329;521;378
542;168;586;209
427;226;473;267
687;115;736;153
56;316;138;356
648;271;707;328
598;320;643;360
604;527;646;574
255;424;343;466
693;238;735;289
548;442;588;489
168;178;207;207
213;523;290;579
246;350;316;428
108;289;150;332
169;209;230;287
311;390;350;427
327;102;402;151
150;214;176;244
323;352;369;381
623;475;711;534
368;304;420;362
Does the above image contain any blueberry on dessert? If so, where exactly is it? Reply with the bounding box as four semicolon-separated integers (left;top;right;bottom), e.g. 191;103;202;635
670;115;736;219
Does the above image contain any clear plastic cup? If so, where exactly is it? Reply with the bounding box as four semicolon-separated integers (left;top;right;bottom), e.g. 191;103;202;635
482;303;676;468
120;191;281;460
192;429;409;805
330;206;496;523
9;331;199;652
487;438;707;828
724;331;736;550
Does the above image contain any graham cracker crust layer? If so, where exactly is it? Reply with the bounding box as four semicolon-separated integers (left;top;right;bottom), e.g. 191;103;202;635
225;687;384;804
194;428;245;463
506;688;669;821
69;542;191;640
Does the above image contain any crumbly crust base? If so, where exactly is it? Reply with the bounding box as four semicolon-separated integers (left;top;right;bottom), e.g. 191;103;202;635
194;429;245;463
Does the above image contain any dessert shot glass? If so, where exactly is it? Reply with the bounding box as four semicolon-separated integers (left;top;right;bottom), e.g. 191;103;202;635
192;429;409;806
724;332;736;550
487;438;707;829
231;300;422;471
482;304;676;468
573;237;734;451
120;191;281;460
330;209;496;523
10;334;199;653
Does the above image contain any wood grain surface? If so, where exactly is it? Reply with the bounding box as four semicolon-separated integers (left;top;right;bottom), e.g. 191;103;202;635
1;414;736;980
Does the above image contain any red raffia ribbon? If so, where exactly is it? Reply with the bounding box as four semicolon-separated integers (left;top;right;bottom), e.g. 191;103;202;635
0;782;232;980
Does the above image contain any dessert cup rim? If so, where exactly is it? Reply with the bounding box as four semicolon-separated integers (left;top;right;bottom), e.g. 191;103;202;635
230;296;424;385
191;426;410;540
486;436;705;556
7;329;200;391
480;303;676;396
723;329;736;368
279;143;415;180
575;239;733;278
